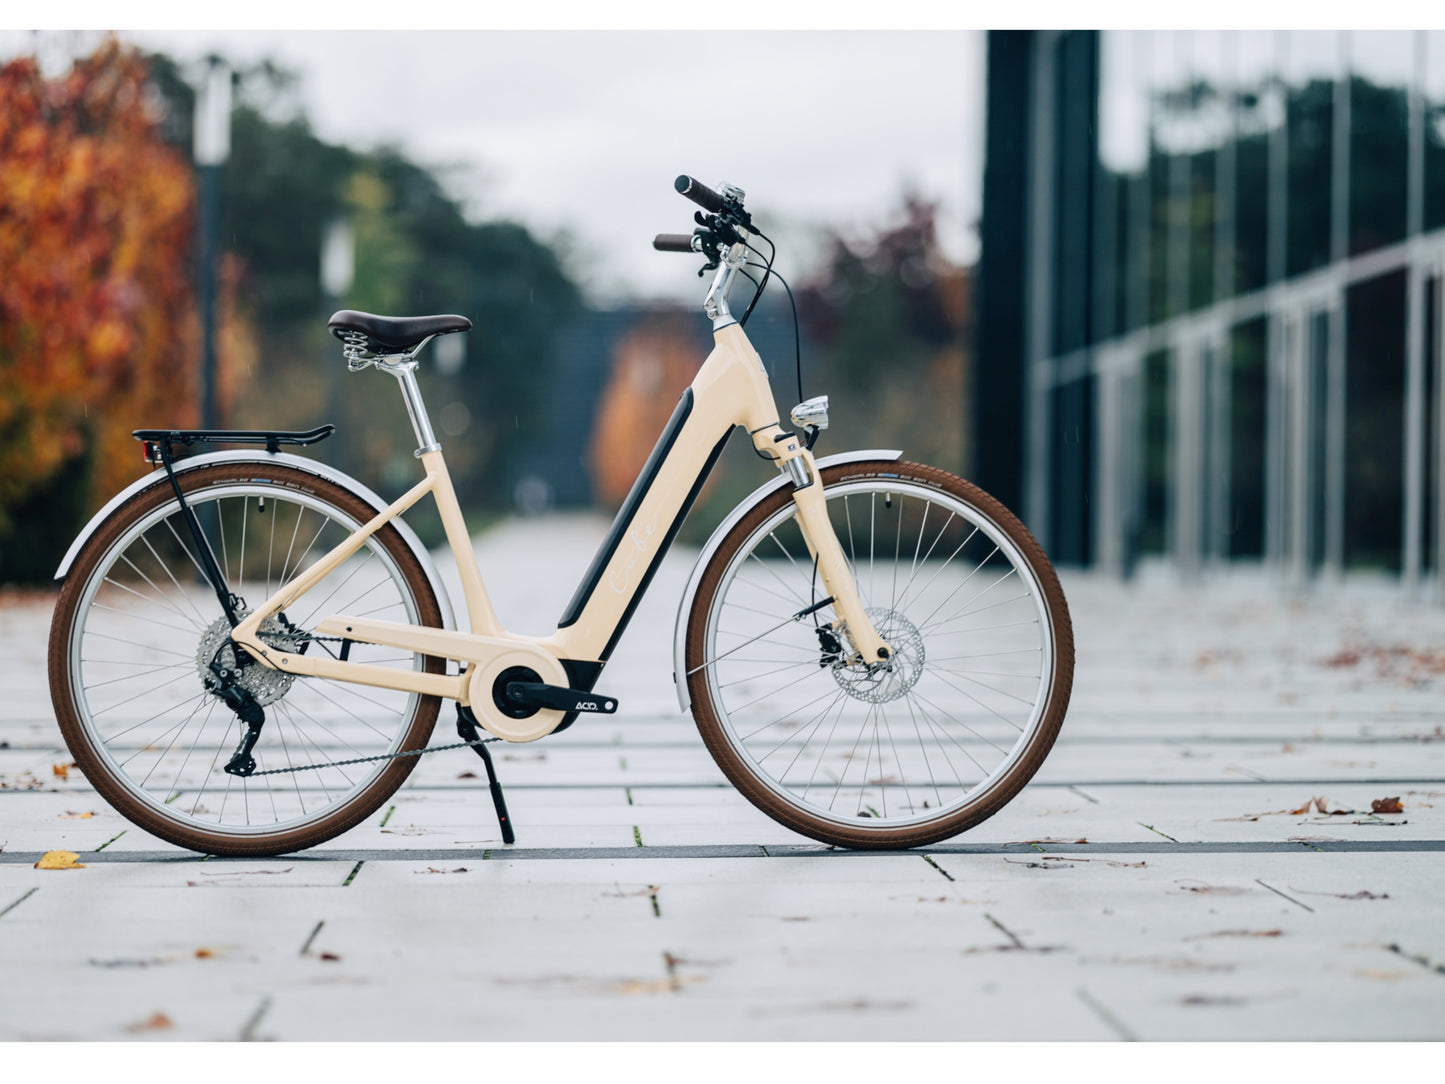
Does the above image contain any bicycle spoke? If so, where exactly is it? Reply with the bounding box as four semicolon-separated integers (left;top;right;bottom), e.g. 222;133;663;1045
717;658;816;690
138;532;213;627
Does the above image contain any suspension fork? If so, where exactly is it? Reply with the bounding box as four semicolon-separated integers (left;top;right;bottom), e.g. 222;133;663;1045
781;448;892;664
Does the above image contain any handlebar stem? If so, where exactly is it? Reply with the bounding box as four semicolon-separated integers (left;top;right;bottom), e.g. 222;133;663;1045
703;240;749;329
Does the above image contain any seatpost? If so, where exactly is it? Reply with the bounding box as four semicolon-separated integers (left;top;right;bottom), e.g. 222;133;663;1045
390;362;441;456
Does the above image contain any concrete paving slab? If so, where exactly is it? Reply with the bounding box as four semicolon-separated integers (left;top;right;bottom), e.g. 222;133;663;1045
4;515;1445;1040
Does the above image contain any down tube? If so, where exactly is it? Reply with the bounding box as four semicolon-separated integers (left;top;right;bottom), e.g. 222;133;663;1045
551;390;733;663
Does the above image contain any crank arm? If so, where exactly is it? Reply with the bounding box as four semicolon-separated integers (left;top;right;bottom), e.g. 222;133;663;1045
505;682;618;714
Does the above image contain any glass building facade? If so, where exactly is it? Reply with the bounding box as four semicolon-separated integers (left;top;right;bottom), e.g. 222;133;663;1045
975;30;1445;597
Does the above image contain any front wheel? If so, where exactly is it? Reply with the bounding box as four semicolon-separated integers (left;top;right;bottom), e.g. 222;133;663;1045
685;461;1074;849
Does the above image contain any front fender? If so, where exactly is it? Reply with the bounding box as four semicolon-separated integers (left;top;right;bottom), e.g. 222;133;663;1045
53;450;456;632
671;449;902;713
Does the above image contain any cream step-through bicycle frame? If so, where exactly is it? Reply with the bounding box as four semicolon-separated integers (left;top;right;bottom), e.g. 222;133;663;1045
225;235;892;743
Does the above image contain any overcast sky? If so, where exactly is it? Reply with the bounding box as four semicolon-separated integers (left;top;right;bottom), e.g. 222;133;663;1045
2;28;981;305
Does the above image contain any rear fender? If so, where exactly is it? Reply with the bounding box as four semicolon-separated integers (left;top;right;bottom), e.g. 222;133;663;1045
53;450;457;632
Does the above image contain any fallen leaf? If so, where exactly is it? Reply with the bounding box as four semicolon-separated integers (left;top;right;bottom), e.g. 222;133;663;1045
52;763;74;780
602;884;662;898
1183;929;1283;940
1008;837;1089;845
194;948;215;958
611;975;704;995
60;811;95;819
318;952;341;962
1180;994;1247;1007
1091;955;1236;973
415;867;469;874
456;771;478;779
1371;796;1404;814
127;1012;173;1032
34;849;85;870
1173;880;1246;895
1003;857;1075;870
1216;809;1291;822
1288;800;1313;815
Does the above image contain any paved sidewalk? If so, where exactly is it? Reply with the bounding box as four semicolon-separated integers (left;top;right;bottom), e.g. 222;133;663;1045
2;516;1444;1040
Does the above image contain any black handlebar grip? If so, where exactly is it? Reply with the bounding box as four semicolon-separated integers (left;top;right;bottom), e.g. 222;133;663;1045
653;233;697;253
675;175;725;214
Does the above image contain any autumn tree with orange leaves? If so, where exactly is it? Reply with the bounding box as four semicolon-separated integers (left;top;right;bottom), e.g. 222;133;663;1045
0;41;200;581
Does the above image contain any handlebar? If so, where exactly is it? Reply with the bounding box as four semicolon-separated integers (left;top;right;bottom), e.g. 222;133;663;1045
674;175;726;214
652;233;697;253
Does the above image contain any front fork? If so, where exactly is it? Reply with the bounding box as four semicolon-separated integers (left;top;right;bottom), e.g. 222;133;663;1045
756;432;891;665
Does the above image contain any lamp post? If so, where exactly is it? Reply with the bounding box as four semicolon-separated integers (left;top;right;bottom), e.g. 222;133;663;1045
194;57;231;430
321;217;355;462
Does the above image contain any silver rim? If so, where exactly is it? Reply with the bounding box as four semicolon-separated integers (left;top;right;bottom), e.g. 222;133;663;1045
65;477;428;839
699;477;1057;832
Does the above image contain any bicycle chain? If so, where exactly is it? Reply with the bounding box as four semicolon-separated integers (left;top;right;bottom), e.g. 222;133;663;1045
237;626;500;778
240;735;500;777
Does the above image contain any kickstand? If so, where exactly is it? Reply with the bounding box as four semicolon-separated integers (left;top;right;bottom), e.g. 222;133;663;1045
456;706;515;845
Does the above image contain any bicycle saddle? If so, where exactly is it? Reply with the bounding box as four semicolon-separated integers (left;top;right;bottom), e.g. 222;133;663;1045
328;310;472;352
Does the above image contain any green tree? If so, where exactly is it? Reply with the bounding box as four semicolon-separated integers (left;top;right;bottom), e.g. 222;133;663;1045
143;53;584;517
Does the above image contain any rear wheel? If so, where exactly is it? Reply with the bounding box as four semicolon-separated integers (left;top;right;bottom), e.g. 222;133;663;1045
48;462;444;856
685;461;1073;849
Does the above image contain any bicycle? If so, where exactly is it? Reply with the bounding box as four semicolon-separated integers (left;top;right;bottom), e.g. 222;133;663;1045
47;176;1074;857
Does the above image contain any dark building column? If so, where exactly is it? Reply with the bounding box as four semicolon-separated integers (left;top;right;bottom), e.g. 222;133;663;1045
974;31;1033;520
1049;30;1100;567
975;30;1100;565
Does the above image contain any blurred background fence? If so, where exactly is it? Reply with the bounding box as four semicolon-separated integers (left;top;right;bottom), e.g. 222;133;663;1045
979;31;1445;602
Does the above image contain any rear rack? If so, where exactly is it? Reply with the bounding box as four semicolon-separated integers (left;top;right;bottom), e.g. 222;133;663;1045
133;425;335;462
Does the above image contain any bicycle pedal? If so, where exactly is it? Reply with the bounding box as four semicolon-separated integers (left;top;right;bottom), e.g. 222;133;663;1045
505;682;618;714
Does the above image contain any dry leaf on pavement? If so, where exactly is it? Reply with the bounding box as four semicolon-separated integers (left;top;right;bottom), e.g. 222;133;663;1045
34;850;85;870
1174;880;1246;895
126;1012;173;1032
1371;796;1404;813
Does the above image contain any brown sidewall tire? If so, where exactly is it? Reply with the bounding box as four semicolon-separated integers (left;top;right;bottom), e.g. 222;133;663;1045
685;461;1074;850
48;462;445;857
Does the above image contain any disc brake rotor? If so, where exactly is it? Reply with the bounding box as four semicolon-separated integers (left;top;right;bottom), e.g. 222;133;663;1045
831;606;925;704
